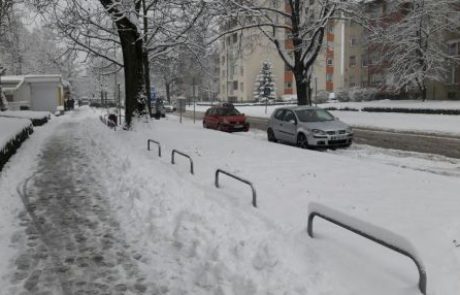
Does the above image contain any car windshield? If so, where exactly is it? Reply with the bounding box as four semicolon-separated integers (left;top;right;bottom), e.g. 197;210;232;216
216;108;240;116
295;109;335;122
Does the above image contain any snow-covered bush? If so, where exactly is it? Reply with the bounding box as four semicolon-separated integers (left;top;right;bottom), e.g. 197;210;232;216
335;88;350;102
312;91;328;104
348;87;379;102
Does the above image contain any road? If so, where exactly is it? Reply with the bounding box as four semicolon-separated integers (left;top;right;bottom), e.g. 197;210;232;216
179;110;460;159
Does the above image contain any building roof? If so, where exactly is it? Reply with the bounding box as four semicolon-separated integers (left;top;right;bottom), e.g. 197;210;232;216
1;74;63;92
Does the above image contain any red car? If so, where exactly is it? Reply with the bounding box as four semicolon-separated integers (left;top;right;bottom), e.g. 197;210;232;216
203;104;249;132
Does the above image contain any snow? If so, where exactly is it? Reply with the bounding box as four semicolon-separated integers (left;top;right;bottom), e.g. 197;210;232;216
0;110;51;121
1;107;460;294
187;102;460;135
0;117;31;148
317;100;460;110
308;202;425;273
99;109;459;294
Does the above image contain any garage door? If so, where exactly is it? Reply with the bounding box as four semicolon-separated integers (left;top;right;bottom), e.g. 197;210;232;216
31;83;57;112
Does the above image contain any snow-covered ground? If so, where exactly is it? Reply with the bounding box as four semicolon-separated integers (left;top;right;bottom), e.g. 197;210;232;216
196;99;460;110
0;117;31;148
1;107;459;294
317;99;460;110
187;103;460;136
0;110;51;120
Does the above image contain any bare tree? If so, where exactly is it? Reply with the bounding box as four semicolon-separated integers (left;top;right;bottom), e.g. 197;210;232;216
211;0;354;105
28;0;207;127
369;0;460;100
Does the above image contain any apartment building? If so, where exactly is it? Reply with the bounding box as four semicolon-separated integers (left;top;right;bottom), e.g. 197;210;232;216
218;0;460;102
217;1;371;102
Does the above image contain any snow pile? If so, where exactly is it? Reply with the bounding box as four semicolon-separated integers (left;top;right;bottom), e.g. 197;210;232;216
0;110;51;120
73;114;337;295
0;118;31;148
2;108;460;294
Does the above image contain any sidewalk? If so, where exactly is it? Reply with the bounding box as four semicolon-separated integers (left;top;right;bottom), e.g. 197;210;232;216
2;118;151;294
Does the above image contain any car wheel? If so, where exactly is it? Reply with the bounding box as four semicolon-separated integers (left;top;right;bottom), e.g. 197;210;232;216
217;124;223;131
267;128;277;142
203;121;208;129
296;133;308;149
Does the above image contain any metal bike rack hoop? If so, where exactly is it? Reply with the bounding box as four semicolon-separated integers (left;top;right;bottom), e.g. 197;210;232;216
215;169;257;208
147;139;161;157
171;149;194;175
307;203;427;295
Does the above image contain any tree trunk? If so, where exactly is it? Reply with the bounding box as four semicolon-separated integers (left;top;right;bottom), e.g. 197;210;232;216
295;73;312;106
99;0;144;128
165;81;171;103
142;0;152;117
143;51;152;116
118;28;144;127
421;84;427;101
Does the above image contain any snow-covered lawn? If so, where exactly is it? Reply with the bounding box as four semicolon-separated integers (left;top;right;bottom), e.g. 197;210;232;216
1;108;459;294
187;103;460;136
97;110;460;294
318;99;460;110
0;117;32;148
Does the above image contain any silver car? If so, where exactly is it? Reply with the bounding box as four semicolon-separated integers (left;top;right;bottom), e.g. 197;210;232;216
267;106;353;148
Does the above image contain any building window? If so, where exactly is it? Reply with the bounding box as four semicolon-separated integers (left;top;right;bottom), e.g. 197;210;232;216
351;38;358;47
349;56;356;67
361;54;368;67
240;82;244;92
310;0;315;5
327;25;334;33
232;33;238;44
327;58;333;66
448;41;460;56
221;56;225;65
326;74;333;81
240;66;244;76
285;81;292;89
233;81;238;90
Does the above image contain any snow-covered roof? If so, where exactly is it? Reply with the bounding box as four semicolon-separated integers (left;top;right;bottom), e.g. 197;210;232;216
1;74;63;92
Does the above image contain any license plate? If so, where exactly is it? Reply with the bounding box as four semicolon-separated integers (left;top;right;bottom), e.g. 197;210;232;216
331;136;345;140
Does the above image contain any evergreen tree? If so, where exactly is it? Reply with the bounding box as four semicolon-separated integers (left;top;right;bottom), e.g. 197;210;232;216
254;61;277;101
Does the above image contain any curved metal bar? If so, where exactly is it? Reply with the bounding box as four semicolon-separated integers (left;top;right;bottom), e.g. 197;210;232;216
214;169;257;208
147;139;161;157
308;212;427;295
171;149;194;175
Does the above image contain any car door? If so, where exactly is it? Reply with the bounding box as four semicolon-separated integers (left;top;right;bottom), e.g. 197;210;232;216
279;110;298;144
205;108;216;129
271;109;286;140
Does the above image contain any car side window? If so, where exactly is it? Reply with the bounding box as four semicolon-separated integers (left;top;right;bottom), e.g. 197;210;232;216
283;111;297;123
274;109;285;120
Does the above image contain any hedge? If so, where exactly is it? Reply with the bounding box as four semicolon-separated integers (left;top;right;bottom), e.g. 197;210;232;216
0;124;34;172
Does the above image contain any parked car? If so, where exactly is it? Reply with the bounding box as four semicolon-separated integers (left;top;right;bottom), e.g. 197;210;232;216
164;103;175;112
203;103;249;132
267;106;353;148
